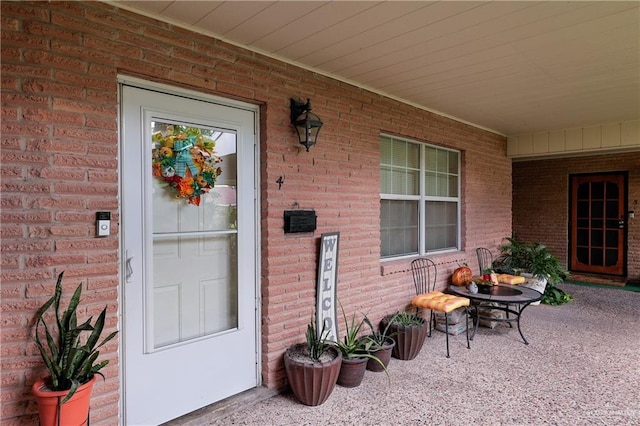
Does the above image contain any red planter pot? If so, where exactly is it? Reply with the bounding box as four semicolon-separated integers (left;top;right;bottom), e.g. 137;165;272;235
337;356;368;387
32;375;96;426
366;338;395;372
389;320;428;361
284;344;342;406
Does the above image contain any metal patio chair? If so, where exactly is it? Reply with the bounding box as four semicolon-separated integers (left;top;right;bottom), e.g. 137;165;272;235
476;247;494;275
410;258;470;358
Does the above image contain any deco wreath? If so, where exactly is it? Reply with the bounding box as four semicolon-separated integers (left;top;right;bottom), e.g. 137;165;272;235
151;125;223;206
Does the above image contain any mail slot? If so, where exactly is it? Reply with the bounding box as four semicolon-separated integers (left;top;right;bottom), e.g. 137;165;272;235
284;210;317;233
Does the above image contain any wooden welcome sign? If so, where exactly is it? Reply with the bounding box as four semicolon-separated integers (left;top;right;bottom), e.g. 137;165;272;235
316;232;339;342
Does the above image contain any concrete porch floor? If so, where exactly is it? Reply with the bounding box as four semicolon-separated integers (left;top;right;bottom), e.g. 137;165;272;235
166;283;640;426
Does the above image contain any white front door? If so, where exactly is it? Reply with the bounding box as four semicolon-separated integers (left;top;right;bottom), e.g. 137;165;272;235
120;82;259;425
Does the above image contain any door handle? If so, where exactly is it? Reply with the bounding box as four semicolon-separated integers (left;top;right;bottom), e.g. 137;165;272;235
618;220;625;229
125;250;134;283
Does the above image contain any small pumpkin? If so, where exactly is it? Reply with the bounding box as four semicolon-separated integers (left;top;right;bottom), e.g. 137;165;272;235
451;264;473;286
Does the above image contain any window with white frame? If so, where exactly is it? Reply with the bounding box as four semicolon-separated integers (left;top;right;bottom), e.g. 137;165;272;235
380;135;460;258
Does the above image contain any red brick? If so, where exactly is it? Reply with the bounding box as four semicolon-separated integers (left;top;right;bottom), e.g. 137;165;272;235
22;108;84;126
23;50;88;73
1;211;53;224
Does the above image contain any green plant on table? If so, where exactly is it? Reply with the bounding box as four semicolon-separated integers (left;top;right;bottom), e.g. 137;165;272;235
33;272;118;404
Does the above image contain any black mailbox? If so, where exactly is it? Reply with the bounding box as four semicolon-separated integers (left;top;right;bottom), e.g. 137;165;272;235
284;210;317;233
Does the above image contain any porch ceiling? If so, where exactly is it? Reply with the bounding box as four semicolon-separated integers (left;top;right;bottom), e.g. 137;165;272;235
111;1;639;137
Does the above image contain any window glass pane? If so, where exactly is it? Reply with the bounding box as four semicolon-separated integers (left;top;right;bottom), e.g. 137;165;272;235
448;151;459;174
591;201;603;218
425;201;458;251
605;200;618;219
577;182;589;200
392;170;407;194
437;173;448;196
425;171;437;196
380;166;391;193
406;169;419;194
407;142;420;169
425;146;437;171
380;136;419;196
592;182;604;199
380;200;418;257
392;141;407;166
448;175;458;197
437;150;448;173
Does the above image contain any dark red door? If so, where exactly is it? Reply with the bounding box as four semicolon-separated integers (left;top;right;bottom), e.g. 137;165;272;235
570;173;626;276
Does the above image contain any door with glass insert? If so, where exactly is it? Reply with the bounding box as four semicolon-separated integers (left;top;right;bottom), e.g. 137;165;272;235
121;83;258;425
570;172;626;275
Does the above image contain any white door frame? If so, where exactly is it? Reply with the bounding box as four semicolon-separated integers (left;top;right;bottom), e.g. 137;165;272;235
116;75;261;424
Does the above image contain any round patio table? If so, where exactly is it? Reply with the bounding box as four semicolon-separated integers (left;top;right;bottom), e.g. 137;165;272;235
448;284;543;345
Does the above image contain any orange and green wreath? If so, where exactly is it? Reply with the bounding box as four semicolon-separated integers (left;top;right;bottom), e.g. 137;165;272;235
151;125;222;206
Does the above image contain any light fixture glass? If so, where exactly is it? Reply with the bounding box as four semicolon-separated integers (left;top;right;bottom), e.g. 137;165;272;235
290;98;323;151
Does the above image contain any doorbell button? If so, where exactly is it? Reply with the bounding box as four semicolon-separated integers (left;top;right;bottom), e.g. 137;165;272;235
96;212;111;237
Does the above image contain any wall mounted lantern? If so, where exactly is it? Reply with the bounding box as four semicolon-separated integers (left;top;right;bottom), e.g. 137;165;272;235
290;98;323;152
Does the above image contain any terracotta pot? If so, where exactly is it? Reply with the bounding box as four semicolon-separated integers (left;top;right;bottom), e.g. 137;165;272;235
284;344;342;406
337;356;368;388
32;375;96;426
366;338;394;372
386;319;428;361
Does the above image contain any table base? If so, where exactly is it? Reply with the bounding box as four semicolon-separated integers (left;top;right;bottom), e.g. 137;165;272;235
471;302;534;344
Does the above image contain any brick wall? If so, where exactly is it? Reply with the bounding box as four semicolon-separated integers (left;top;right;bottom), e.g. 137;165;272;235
1;2;511;424
512;152;640;280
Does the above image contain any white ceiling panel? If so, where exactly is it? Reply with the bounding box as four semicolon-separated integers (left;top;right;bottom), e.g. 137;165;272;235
110;0;640;136
194;1;276;35
224;2;321;45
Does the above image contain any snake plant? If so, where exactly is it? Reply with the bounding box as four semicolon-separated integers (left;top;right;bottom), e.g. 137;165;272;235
33;272;118;404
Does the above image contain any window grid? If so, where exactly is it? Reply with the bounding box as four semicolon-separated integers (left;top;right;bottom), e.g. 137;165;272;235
380;135;460;258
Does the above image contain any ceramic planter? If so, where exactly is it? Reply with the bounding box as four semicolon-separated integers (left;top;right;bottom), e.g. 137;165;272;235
337;356;368;387
284;344;342;406
366;338;394;372
32;375;96;426
521;273;548;305
381;316;428;361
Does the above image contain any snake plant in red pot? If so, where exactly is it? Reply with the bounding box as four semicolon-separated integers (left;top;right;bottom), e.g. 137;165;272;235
31;272;118;426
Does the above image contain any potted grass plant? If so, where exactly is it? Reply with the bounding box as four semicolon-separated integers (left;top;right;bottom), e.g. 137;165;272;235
361;313;397;372
380;311;428;361
335;305;388;387
31;272;118;426
283;315;342;406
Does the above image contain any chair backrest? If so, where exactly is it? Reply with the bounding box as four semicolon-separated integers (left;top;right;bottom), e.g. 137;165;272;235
410;258;437;295
476;247;493;275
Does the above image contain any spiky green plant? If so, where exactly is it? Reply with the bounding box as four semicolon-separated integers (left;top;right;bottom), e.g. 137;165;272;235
362;312;398;350
336;304;389;377
305;315;331;361
33;272;118;404
387;310;425;327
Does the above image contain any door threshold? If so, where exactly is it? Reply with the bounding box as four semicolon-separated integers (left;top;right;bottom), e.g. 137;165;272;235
161;386;280;426
568;272;626;287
